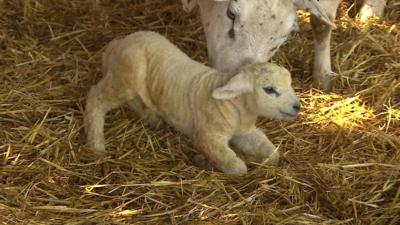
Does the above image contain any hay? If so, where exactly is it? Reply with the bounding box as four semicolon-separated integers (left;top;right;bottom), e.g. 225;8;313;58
0;0;399;224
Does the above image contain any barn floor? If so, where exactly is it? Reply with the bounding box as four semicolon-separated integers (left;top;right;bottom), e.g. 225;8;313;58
0;1;399;224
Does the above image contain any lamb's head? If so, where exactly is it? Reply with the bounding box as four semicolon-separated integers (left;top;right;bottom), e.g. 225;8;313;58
251;63;300;120
190;0;335;74
213;62;300;121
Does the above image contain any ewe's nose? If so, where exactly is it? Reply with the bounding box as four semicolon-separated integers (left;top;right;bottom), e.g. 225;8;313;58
292;102;301;113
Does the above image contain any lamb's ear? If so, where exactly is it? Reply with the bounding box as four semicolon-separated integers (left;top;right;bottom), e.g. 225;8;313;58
292;0;336;28
182;0;198;12
212;72;252;100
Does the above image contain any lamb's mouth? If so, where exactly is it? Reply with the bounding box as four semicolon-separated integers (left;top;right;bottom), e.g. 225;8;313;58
279;110;297;118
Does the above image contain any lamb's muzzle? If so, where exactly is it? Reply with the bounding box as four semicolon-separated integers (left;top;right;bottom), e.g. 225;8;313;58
84;31;300;175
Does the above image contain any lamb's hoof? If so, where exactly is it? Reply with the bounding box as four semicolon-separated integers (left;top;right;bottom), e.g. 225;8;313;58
193;154;247;176
265;149;279;166
223;159;247;176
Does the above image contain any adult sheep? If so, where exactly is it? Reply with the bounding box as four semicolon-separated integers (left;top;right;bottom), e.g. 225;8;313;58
181;0;388;91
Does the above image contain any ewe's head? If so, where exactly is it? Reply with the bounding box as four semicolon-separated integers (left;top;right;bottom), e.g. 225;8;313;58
192;0;335;74
213;62;300;120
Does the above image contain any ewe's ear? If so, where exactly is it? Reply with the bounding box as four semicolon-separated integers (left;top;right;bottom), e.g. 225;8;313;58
212;72;252;100
182;0;198;12
292;0;336;28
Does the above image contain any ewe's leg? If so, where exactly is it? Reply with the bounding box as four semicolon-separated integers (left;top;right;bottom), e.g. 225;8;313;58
360;0;386;22
230;128;279;166
194;132;247;176
85;77;136;155
310;0;340;91
127;97;162;127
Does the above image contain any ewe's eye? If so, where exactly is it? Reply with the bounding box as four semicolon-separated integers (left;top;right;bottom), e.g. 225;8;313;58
263;86;280;97
227;7;235;21
227;3;236;38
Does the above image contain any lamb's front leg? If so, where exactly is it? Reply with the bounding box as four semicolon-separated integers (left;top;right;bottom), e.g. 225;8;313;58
310;0;340;91
230;128;279;166
194;131;247;176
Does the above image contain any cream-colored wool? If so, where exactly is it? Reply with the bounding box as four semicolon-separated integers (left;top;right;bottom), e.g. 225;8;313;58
85;31;300;175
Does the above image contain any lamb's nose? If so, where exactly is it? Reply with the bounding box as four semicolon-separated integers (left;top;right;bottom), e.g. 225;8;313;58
293;103;301;113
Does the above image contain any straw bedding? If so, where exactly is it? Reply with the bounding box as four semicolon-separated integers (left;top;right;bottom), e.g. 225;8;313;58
0;0;399;224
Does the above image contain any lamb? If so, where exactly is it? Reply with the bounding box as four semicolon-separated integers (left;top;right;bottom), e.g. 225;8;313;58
84;31;300;175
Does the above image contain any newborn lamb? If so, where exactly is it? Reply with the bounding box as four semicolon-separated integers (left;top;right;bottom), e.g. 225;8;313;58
85;31;300;175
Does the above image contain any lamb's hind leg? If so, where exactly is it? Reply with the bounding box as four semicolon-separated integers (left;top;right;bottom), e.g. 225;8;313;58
311;0;340;91
85;76;137;156
230;128;279;166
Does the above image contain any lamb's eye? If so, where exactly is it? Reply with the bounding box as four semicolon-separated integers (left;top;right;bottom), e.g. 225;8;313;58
263;86;279;96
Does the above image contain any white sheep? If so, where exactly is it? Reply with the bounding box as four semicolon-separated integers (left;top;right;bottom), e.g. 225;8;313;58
181;0;389;91
85;31;300;175
181;0;337;90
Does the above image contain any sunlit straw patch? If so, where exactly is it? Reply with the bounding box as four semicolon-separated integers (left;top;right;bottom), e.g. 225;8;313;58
379;105;400;132
297;9;398;34
386;107;400;120
301;91;375;130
